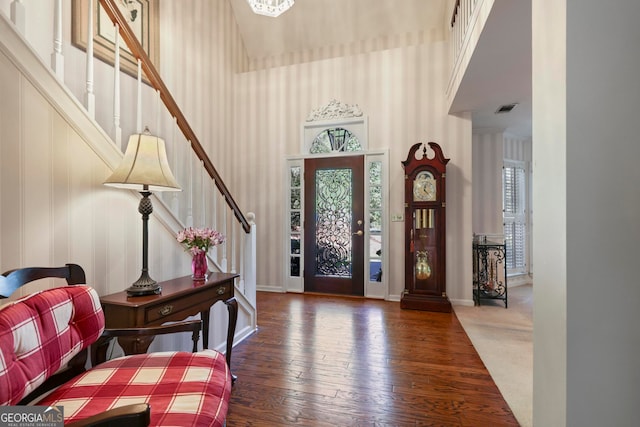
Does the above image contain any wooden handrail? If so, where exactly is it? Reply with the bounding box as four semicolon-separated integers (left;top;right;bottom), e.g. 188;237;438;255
98;0;250;233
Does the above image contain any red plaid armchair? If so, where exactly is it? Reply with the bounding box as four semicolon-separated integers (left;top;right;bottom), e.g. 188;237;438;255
0;264;232;426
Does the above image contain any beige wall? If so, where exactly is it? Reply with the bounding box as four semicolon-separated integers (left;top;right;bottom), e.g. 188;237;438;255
0;47;188;297
532;0;567;424
533;1;640;425
120;0;473;302
0;1;247;351
472;131;504;235
0;1;474;304
230;41;472;301
472;131;532;271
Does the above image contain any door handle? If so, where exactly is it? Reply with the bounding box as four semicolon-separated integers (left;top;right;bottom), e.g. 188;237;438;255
352;230;363;236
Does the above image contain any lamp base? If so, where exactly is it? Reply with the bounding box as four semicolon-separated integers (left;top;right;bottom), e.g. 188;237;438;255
126;272;161;297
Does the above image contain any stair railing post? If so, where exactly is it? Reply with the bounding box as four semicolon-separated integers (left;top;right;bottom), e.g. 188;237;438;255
51;0;64;80
85;0;95;118
136;59;142;133
113;23;122;149
221;202;228;272
10;0;25;35
242;213;257;308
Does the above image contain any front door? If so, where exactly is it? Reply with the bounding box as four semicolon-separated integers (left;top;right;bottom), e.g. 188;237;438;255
304;155;365;295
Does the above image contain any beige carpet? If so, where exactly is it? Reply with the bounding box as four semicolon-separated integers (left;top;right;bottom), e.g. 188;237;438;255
454;283;533;427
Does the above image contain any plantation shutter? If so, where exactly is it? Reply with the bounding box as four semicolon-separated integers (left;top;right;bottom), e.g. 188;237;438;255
503;162;527;274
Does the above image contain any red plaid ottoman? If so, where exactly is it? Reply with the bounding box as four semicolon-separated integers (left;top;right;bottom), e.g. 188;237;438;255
38;350;231;426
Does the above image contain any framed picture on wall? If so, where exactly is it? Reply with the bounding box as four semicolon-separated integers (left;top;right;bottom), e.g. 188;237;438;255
72;0;159;83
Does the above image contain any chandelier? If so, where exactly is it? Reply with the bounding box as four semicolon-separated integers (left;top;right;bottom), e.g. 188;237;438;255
247;0;294;17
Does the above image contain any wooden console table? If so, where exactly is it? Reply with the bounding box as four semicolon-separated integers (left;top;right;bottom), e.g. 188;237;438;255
99;272;239;373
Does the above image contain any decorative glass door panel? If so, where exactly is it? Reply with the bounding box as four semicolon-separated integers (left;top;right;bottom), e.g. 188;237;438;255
289;166;302;277
315;168;353;276
304;156;365;295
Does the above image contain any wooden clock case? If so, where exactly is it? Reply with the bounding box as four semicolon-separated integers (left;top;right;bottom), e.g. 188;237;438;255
401;142;451;312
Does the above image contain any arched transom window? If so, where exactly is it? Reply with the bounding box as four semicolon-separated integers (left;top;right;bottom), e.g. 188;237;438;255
310;128;362;154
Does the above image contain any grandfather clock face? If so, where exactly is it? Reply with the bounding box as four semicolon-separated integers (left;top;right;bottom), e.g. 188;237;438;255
413;171;437;202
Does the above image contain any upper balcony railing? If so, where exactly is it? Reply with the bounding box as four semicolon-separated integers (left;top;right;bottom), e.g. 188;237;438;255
450;0;480;67
447;0;483;106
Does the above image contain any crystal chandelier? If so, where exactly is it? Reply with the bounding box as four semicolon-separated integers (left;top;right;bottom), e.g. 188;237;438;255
247;0;294;17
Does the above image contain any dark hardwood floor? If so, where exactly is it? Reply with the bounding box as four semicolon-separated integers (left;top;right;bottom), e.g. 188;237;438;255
226;292;518;426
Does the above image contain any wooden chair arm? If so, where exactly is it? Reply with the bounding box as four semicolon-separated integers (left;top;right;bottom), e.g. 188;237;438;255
93;320;202;364
65;403;150;427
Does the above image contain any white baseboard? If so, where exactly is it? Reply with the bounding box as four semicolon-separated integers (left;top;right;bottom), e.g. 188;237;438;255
256;285;286;293
218;324;256;354
508;274;533;287
451;298;475;307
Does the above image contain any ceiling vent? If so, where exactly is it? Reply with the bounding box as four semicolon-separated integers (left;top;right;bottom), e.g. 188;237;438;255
495;103;518;114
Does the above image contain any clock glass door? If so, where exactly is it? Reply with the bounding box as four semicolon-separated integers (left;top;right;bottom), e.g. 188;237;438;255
304;156;365;296
412;207;440;294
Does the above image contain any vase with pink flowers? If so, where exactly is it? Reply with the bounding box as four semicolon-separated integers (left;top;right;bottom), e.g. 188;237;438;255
176;227;226;281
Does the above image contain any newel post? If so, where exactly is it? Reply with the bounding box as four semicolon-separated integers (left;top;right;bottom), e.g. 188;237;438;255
242;212;257;308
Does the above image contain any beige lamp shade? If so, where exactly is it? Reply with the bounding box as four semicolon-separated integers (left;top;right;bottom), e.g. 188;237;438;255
104;130;181;192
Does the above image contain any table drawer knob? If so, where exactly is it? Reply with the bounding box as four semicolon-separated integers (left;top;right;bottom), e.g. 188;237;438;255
159;305;173;316
217;287;226;295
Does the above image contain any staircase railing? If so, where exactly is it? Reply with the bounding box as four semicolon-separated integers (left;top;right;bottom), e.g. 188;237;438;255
92;1;256;305
99;0;249;233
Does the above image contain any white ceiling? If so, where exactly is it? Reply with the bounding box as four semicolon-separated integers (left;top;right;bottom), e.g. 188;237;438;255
228;0;449;59
228;0;532;139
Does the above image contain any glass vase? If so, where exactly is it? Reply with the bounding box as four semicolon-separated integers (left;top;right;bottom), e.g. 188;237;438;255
191;251;208;281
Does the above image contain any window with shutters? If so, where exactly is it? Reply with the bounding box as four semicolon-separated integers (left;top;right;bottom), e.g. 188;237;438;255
503;161;527;275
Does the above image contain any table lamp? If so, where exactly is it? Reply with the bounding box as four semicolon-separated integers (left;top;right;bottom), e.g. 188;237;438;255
104;127;181;296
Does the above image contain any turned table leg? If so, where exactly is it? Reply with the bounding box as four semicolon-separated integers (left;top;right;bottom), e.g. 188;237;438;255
224;296;238;383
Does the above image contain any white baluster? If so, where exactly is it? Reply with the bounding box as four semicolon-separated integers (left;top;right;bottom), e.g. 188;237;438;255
201;160;206;226
113;24;122;149
156;90;161;135
137;60;142;133
230;216;236;274
186;149;194;227
464;0;469;30
453;12;458;61
85;0;95;118
181;136;190;220
171;118;180;215
212;178;218;231
221;202;228;272
10;0;25;35
457;6;462;52
51;0;64;79
238;222;245;294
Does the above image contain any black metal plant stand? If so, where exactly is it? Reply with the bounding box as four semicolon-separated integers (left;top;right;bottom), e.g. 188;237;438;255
472;238;508;308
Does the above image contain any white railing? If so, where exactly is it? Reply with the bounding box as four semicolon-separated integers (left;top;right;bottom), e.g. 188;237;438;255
450;0;480;71
4;0;257;310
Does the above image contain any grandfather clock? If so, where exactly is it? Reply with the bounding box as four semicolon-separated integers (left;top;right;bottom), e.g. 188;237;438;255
401;142;451;312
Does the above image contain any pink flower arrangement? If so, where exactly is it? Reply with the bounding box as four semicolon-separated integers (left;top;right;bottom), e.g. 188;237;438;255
177;227;225;255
